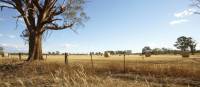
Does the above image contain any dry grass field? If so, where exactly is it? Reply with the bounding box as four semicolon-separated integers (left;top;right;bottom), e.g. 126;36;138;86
1;55;200;87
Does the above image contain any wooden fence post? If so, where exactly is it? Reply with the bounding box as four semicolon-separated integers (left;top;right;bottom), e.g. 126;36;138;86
90;52;94;70
123;53;126;73
46;54;48;60
65;53;69;65
19;53;22;60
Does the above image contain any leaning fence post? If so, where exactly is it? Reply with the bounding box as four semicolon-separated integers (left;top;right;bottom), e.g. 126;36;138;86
123;53;126;73
90;52;94;70
65;53;69;65
19;53;22;60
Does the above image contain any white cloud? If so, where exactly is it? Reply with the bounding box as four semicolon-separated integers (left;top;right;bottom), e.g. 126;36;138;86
174;8;196;18
170;8;195;26
170;19;189;25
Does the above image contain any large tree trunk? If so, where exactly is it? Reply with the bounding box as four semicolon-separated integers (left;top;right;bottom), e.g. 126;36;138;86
27;33;43;61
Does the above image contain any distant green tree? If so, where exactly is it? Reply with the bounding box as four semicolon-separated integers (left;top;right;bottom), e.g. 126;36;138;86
56;51;60;55
152;48;161;55
48;52;52;55
106;51;115;55
161;48;168;54
142;46;152;57
116;51;125;55
174;36;197;57
104;51;110;57
52;52;56;55
142;46;151;54
188;37;197;55
174;36;190;52
174;36;197;54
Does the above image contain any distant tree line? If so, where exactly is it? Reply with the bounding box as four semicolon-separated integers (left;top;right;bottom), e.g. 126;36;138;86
143;46;198;56
0;36;198;58
151;48;181;55
104;50;132;55
48;51;60;55
142;36;198;57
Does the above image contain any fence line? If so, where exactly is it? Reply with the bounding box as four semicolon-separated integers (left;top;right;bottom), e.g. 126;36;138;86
1;53;129;73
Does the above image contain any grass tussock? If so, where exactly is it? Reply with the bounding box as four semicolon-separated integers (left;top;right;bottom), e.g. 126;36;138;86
96;63;200;79
0;59;147;87
0;59;200;87
94;62;200;86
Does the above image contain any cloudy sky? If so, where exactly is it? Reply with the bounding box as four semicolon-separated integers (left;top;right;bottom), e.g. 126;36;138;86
0;0;200;53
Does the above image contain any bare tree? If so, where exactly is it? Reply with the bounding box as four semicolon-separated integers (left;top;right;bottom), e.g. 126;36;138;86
0;0;88;61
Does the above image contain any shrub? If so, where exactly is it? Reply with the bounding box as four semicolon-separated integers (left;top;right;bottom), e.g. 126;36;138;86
104;52;110;57
145;52;151;57
182;51;190;58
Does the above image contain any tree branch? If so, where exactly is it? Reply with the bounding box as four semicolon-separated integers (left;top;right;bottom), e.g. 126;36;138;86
0;0;16;10
13;1;32;30
45;23;74;30
32;0;42;12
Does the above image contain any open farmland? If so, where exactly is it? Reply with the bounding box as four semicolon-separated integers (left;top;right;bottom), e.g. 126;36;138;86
5;54;200;62
4;54;200;65
1;55;200;87
1;0;200;87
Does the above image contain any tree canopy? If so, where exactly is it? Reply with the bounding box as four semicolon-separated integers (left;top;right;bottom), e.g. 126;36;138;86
142;46;152;54
174;36;197;54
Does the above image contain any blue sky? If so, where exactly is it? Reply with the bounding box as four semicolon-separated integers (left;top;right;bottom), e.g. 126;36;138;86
0;0;200;53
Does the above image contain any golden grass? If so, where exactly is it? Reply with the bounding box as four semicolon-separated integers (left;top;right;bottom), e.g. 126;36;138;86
0;60;173;87
0;55;200;87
